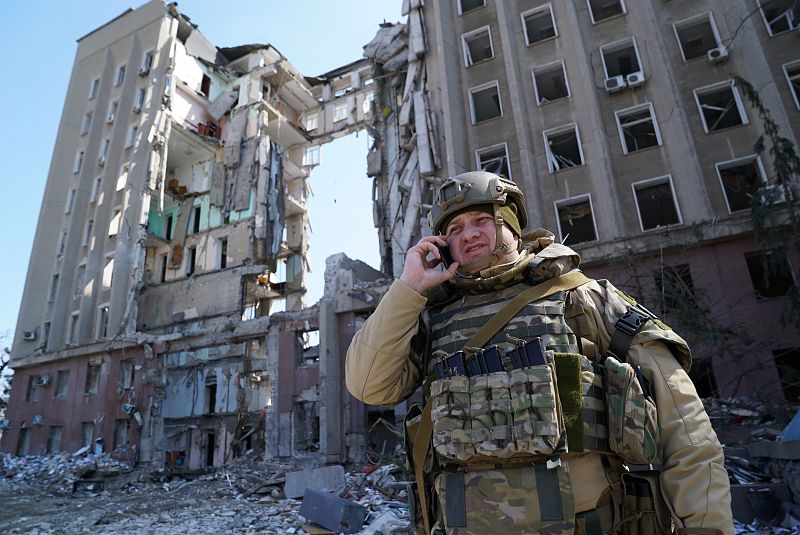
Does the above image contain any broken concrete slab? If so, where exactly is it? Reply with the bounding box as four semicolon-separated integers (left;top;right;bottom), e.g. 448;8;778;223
284;465;345;499
298;489;366;534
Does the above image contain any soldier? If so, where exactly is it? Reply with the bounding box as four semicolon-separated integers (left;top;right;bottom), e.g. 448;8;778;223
346;171;733;535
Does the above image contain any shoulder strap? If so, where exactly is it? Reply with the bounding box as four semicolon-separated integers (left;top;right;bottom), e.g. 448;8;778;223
412;270;593;533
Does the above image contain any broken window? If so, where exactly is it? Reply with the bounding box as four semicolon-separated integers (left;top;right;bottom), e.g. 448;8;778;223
673;13;722;61
756;0;797;36
200;74;211;97
633;176;681;231
205;373;217;414
120;359;134;389
305;113;318;131
544;124;584;172
522;5;557;45
186;246;197;277
615;103;661;154
42;322;51;350
47;426;63;454
84;362;100;394
91;177;102;203
189;205;202;234
555;196;597;245
165;215;174;241
17;428;30;456
159;253;168;283
140;50;154;75
80;422;94;448
654;264;697;315
459;0;485;14
83;219;93;246
68;313;80;346
716;156;765;213
689;358;718;398
99;138;110;166
89;78;100;100
476;143;511;179
73;151;83;174
65;189;76;213
107;101;118;123
125;125;138;148
333;103;348;122
745;250;795;300
54;369;69;399
587;0;626;23
113;419;130;451
303;146;320;167
26;375;39;403
117;164;129;191
532;61;570;104
49;274;59;301
103;256;114;288
133;87;146;112
217;238;228;269
115;64;126;87
74;265;86;297
97;305;109;339
469;81;502;123
58;231;67;256
462;26;494;66
694;81;747;133
773;348;800;401
601;38;641;78
784;61;800;110
109;208;122;236
81;112;92;135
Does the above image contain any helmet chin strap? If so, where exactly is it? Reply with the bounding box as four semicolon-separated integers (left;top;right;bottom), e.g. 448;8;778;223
456;205;516;275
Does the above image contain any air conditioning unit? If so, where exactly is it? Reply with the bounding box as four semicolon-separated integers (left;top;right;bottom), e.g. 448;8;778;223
98;155;106;167
626;71;646;88
132;104;142;114
757;184;791;205
106;113;115;123
604;75;626;93
23;330;36;341
32;415;45;426
138;66;150;77
707;45;729;64
0;420;10;429
37;375;51;386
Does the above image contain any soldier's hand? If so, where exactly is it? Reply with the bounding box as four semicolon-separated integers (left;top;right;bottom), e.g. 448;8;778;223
399;236;459;295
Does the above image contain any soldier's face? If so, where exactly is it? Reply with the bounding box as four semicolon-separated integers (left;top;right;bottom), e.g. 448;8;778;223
444;210;520;272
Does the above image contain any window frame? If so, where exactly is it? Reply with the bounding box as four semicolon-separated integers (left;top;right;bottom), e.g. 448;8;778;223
457;0;486;16
468;80;503;124
81;112;92;135
107;100;118;123
333;103;348;122
73;151;84;174
88;78;100;100
305;112;319;131
99;138;110;165
67;312;80;346
554;193;599;245
96;303;110;339
133;87;146;112
693;80;749;133
543;123;585;173
715;155;768;214
614;102;662;155
631;175;683;232
783;60;800;110
114;64;126;87
461;25;495;67
475;142;512;180
672;12;723;63
140;50;155;75
125;124;138;149
586;0;627;25
755;0;798;37
532;60;571;105
521;4;558;46
599;37;643;80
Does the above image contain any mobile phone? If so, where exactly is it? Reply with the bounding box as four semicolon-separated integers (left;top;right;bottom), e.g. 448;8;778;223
436;242;454;267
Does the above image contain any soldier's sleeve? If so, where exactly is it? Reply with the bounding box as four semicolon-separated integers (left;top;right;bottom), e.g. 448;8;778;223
345;279;427;406
571;279;734;535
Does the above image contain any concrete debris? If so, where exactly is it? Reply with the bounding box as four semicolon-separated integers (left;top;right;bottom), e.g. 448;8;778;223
299;489;367;534
285;465;345;499
0;452;132;494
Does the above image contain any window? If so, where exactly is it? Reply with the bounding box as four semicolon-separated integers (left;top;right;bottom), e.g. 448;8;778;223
103;256;114;288
26;375;39;403
91;177;102;203
85;362;100;394
159;253;168;283
109;208;122;237
615;103;662;154
120;360;135;389
532;61;570;104
469;81;502;123
54;370;69;399
654;264;697;315
49;274;59;301
305;113;318;131
745;251;795;300
694;81;748;133
133;87;146;112
783;61;800;110
140;50;154;75
673;13;723;62
97;305;109;339
47;426;63;454
116;164;129;191
200;74;211;97
125;125;138;148
113;418;131;451
632;176;682;231
716;156;766;213
107;101;118;123
74;265;86;297
333;103;348;122
17;428;30;456
555;195;598;245
65;188;76;213
186;246;197;277
773;348;800;401
600;38;642;79
462;26;494;66
73;151;84;174
67;313;80;346
80;422;95;448
83;219;94;246
42;322;51;349
89;78;100;99
476;144;511;179
218;238;228;269
81;112;92;135
587;0;626;23
205;373;217;414
99;138;110;166
114;65;126;86
188;205;202;235
756;0;797;36
165;215;174;240
303;146;321;167
458;0;485;15
544;124;584;172
522;5;557;45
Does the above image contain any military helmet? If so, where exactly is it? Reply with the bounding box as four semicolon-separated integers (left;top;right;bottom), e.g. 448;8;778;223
428;171;528;235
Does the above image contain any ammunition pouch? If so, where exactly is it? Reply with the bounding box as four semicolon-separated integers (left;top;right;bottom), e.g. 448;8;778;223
619;470;672;535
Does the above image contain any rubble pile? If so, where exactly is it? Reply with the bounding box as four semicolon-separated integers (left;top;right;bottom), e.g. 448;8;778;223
0;451;132;493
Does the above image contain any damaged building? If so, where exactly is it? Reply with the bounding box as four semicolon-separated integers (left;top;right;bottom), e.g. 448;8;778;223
4;0;800;468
